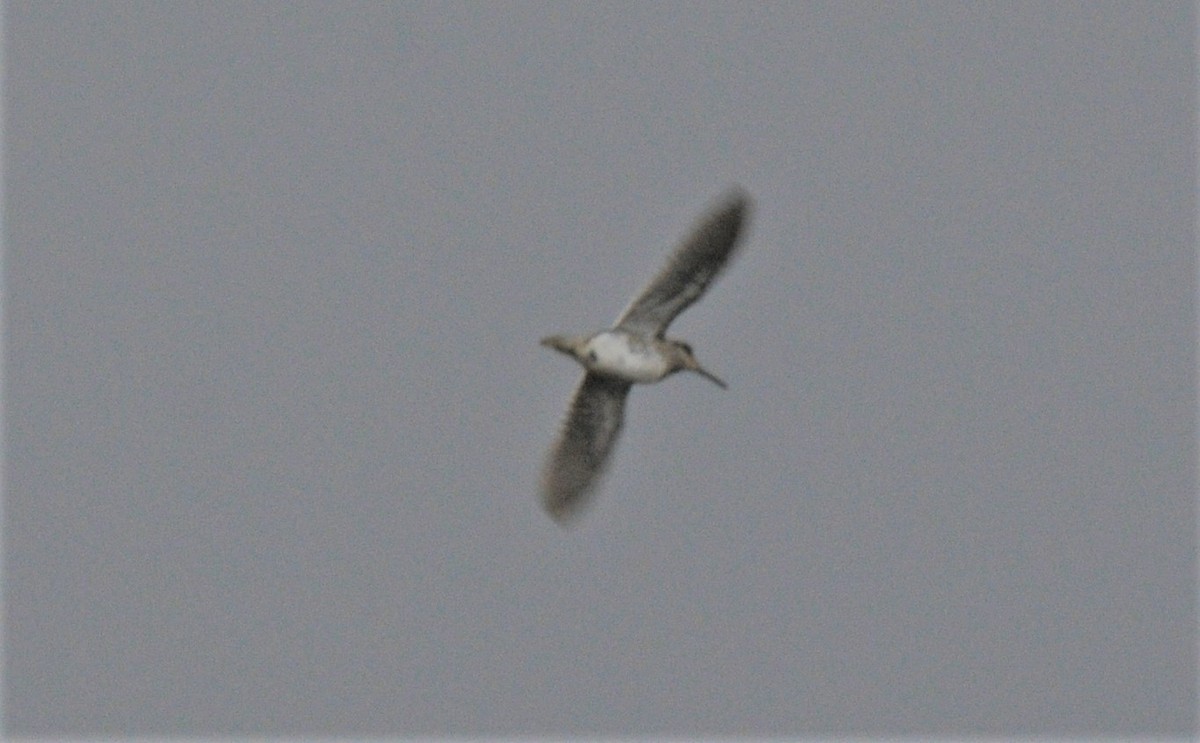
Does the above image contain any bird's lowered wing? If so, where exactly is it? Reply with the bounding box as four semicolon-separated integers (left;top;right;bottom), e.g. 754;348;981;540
541;372;632;523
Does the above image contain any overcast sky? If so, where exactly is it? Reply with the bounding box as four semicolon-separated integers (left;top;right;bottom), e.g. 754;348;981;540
5;2;1195;738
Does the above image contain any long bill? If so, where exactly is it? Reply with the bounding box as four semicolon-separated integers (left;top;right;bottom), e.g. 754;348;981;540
689;363;728;389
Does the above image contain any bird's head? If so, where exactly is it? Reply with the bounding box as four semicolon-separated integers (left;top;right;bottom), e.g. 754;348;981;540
670;341;728;389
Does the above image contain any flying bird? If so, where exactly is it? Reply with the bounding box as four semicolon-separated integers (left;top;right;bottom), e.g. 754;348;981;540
540;189;751;523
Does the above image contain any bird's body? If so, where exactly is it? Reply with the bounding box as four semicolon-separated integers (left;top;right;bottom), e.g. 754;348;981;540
540;189;750;523
544;330;701;385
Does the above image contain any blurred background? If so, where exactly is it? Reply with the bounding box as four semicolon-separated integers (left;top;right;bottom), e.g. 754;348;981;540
5;2;1195;737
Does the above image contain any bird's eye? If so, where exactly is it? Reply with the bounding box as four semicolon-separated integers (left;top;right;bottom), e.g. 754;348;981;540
588;351;598;362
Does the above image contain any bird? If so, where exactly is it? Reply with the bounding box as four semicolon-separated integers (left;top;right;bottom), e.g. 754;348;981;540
539;189;751;523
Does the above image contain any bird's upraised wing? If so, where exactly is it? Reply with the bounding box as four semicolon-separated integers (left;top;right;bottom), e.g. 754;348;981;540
614;190;750;338
541;372;632;523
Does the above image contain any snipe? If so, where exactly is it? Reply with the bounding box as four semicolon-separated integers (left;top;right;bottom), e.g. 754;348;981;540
540;189;751;523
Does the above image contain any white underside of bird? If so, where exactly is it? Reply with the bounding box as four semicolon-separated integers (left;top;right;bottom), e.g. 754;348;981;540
578;331;672;382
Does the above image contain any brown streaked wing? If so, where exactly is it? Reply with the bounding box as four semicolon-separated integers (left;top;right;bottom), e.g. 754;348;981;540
614;190;750;338
541;372;632;524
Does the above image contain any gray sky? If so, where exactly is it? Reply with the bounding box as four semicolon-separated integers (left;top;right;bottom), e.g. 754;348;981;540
5;1;1195;737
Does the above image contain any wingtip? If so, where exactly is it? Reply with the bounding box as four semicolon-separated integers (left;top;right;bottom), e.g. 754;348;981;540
541;485;587;526
545;504;579;527
713;187;751;231
722;185;751;210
